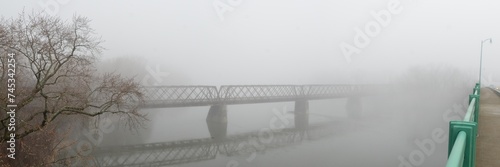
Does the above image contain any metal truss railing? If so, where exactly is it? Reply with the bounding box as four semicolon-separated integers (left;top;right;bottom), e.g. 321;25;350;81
302;84;366;99
139;84;387;108
140;86;218;108
218;85;299;104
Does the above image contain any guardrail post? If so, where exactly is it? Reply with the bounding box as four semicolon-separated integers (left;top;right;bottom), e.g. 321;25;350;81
448;121;478;167
474;83;480;94
469;94;480;123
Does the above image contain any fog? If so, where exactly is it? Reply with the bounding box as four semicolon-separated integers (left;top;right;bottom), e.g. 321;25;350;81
2;0;500;166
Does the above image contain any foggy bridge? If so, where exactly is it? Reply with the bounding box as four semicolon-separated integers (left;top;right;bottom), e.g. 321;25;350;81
140;84;387;108
138;84;388;138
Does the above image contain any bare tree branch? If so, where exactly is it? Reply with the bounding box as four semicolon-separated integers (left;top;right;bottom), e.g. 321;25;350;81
0;11;146;166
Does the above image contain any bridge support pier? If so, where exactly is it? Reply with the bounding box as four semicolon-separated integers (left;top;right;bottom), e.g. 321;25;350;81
346;97;362;119
206;104;227;140
294;100;309;130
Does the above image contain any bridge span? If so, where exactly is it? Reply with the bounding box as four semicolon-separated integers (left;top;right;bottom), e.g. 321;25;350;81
138;84;388;139
139;84;387;108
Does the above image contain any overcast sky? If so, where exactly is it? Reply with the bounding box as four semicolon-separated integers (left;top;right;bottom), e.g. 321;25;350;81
2;0;500;85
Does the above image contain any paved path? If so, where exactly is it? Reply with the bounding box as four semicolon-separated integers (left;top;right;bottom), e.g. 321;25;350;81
476;88;500;167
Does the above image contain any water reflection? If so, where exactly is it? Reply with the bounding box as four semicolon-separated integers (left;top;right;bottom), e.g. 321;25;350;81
89;122;342;167
85;94;437;167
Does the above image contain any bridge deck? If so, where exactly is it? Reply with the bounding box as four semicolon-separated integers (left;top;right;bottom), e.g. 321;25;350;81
476;88;500;167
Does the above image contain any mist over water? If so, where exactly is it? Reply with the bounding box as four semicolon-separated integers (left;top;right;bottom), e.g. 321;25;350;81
2;0;500;166
89;63;476;167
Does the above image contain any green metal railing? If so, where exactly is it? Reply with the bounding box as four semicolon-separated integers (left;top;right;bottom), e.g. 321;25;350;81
446;83;480;167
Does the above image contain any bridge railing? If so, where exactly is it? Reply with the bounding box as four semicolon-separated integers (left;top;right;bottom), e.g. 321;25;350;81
138;84;390;107
218;85;299;104
302;85;362;99
446;83;480;167
140;86;218;107
217;85;379;104
302;84;387;99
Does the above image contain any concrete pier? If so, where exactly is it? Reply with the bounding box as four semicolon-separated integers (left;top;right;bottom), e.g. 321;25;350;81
206;104;227;140
294;100;309;130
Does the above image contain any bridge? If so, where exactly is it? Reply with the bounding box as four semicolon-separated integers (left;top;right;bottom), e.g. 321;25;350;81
139;84;387;108
446;84;500;167
138;84;387;139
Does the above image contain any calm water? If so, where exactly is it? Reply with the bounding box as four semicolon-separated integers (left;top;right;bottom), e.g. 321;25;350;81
93;96;450;167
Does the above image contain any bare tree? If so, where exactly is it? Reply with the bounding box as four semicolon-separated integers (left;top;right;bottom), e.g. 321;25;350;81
0;12;146;166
